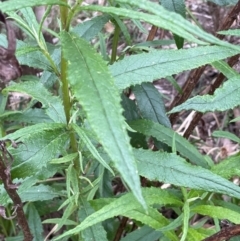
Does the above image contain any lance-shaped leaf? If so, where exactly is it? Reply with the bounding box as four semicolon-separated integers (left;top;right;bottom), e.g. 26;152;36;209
207;0;238;6
0;0;67;12
192;205;240;224
161;0;186;49
0;108;52;124
124;207;179;241
72;124;114;175
17;45;51;70
79;199;108;241
109;46;238;90
54;187;182;240
211;155;240;179
3;81;66;123
60;32;145;208
20;185;62;202
1;123;68;178
0;166;61;205
134;149;240;199
212;130;240;143
120;226;163;241
130;119;209;168
27;203;44;241
81;0;240;50
132;83;171;127
211;60;238;79
169;76;240;113
72;15;110;41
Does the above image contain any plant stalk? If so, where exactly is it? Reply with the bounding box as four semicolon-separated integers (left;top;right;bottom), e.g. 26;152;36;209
110;22;120;64
60;2;79;172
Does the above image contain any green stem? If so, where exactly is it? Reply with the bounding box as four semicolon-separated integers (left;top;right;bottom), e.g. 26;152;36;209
66;1;83;29
110;22;120;64
60;2;69;31
180;188;189;241
60;53;79;166
43;49;60;76
0;216;8;236
60;3;79;172
60;56;71;123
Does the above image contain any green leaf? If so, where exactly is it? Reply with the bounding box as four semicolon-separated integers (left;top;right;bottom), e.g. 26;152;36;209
66;164;79;202
0;176;36;205
218;29;240;36
51;153;78;164
61;32;145;207
0;109;52;124
161;0;186;49
54;187;182;240
125;207;179;241
211;155;240;179
158;215;183;232
214;200;240;214
134;148;240;199
0;166;59;205
132;83;171;127
166;76;182;94
27;203;43;241
187;228;209;240
3;81;66;123
79;199;108;241
126;207;169;229
212;130;240;143
0;0;67;12
55;201;77;232
112;15;132;46
161;0;186;18
130;119;209;168
207;0;237;6
182;194;190;241
110;46;238;90
5;236;24;241
42;218;77;226
72;124;114;175
192;205;240;224
20;7;46;43
98;32;109;61
120;226;163;241
21;185;62;202
135;39;175;48
169;76;240;113
72;15;110;41
1;123;68;178
230;116;240;123
211;60;238;79
17;46;51;70
121;94;140;121
81;1;239;49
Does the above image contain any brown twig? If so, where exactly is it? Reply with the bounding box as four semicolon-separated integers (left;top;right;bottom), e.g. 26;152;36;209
146;25;158;41
169;66;205;124
202;224;240;241
113;217;128;241
0;141;33;241
169;1;240;126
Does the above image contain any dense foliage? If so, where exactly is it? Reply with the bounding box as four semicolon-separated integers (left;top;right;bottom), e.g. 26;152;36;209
0;0;240;240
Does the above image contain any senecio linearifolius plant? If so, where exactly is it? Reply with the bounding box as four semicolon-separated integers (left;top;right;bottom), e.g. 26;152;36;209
0;0;239;240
